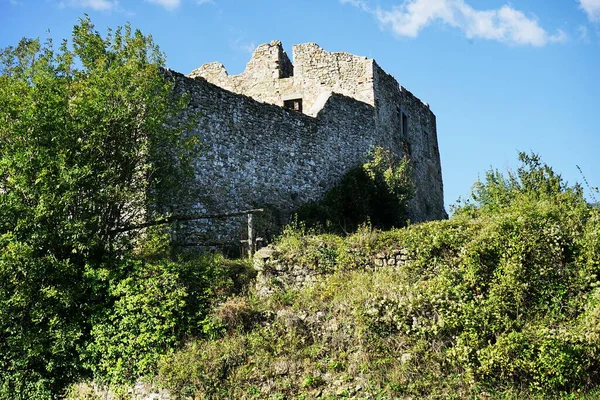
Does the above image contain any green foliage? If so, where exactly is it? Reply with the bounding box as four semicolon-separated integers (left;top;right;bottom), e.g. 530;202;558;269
83;229;255;387
297;147;414;234
0;17;198;397
85;259;188;384
157;153;600;399
0;236;87;399
455;151;585;215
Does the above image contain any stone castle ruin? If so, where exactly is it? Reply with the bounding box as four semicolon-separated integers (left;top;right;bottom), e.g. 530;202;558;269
167;41;446;248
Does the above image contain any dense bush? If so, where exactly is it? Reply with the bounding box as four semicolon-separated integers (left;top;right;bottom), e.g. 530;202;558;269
83;252;255;388
297;147;414;234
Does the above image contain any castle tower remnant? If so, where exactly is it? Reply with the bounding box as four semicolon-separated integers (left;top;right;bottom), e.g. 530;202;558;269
175;41;445;246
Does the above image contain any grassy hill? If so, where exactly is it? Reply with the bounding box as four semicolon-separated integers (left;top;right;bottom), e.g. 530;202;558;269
144;154;600;399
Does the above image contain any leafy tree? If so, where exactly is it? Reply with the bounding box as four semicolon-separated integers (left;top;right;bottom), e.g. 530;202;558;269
0;17;195;398
456;151;585;215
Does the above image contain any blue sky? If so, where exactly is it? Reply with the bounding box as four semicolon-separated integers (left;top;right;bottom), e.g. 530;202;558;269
1;0;599;211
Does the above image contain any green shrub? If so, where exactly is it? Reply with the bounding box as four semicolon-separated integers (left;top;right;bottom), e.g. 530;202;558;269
297;147;414;234
84;259;187;384
81;250;255;387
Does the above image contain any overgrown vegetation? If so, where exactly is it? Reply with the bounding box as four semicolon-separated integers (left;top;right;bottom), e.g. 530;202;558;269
0;18;218;398
155;152;600;399
297;147;414;234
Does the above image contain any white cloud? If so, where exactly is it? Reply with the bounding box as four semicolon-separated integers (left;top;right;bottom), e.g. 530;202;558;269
343;0;566;46
197;0;214;4
374;0;455;38
61;0;117;11
146;0;180;10
340;0;369;11
578;25;590;41
579;0;600;22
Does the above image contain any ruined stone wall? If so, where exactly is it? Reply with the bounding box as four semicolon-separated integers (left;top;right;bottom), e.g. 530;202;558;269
189;41;375;117
172;42;446;246
188;41;298;112
372;63;446;222
254;244;412;296
290;43;375;115
168;71;376;246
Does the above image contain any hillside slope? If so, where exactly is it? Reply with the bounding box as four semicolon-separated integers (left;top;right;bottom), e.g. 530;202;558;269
155;154;600;399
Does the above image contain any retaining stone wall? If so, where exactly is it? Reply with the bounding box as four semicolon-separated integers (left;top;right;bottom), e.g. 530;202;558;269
254;245;412;296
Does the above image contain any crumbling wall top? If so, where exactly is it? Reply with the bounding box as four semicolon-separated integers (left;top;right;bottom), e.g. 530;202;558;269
188;41;390;115
292;42;370;64
292;42;375;107
189;61;228;81
242;40;293;79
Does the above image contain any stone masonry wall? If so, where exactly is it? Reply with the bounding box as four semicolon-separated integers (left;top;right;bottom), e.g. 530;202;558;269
254;244;412;296
171;41;446;246
291;42;375;115
188;41;298;113
168;71;376;246
189;41;374;117
372;63;446;222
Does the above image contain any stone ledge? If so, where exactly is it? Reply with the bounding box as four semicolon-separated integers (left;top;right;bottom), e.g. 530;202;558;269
254;244;412;296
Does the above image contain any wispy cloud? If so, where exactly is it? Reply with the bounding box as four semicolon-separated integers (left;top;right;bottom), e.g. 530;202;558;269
60;0;118;11
579;0;600;22
230;38;255;55
342;0;566;46
578;25;590;42
226;27;256;55
340;0;369;11
146;0;180;10
197;0;214;4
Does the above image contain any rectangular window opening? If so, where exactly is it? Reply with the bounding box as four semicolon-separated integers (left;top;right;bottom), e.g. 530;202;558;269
284;99;303;113
402;112;408;138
